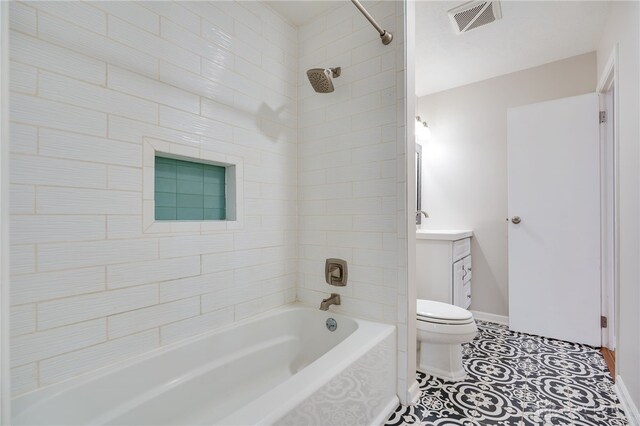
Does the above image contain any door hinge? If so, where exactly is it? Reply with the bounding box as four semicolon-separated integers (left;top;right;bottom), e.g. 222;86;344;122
600;111;607;123
601;316;608;328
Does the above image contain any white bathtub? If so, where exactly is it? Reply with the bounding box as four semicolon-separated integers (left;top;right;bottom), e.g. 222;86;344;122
12;304;398;425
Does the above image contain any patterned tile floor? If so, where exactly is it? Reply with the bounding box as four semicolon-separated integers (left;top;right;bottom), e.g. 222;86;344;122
385;321;628;425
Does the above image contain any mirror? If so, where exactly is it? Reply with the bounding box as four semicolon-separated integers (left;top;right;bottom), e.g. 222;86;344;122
415;142;423;225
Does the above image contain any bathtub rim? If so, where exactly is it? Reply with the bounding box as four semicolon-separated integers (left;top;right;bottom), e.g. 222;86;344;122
220;309;397;425
12;302;396;424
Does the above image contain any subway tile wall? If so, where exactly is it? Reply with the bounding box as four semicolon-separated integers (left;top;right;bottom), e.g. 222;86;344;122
9;1;298;395
296;1;408;392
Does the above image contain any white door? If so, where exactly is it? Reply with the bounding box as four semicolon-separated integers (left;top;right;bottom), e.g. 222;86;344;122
508;93;601;347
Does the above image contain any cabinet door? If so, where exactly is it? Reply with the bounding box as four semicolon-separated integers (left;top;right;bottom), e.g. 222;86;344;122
463;282;471;309
462;255;471;308
453;258;465;308
463;255;472;284
416;241;454;304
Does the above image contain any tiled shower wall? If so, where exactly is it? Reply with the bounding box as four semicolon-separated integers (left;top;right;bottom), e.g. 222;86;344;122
8;1;297;395
296;0;408;392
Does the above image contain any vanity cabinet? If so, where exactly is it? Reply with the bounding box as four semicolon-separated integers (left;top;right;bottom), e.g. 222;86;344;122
416;230;472;309
453;250;472;309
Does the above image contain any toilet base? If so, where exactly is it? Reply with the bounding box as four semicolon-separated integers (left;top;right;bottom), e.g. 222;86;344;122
417;341;467;382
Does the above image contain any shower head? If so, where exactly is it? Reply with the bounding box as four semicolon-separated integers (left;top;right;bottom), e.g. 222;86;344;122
306;67;341;93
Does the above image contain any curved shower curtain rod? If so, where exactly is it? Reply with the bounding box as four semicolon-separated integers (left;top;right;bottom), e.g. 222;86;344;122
350;0;393;45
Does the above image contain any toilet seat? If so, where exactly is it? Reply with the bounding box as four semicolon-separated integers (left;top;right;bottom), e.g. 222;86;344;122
417;299;474;325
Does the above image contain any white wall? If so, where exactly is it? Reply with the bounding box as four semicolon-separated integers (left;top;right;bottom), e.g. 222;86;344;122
597;0;640;411
296;0;409;398
416;53;597;317
8;1;298;395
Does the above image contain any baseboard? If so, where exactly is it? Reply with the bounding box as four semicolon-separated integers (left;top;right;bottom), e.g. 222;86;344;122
616;375;640;425
408;380;421;405
470;310;509;325
371;395;399;426
417;365;466;382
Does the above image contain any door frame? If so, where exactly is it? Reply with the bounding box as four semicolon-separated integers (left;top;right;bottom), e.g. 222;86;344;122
596;45;619;351
403;0;419;406
0;0;10;422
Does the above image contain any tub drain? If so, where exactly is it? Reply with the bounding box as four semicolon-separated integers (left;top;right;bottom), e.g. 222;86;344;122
326;318;337;332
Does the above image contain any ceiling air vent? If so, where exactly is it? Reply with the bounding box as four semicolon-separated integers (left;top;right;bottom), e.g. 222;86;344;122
448;1;502;34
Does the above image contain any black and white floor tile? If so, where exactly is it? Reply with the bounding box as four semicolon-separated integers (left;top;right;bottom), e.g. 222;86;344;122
386;321;628;425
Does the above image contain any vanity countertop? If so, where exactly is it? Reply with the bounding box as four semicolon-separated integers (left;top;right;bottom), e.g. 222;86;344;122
416;229;473;241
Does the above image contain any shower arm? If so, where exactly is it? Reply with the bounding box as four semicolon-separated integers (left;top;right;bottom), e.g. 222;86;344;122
350;0;393;45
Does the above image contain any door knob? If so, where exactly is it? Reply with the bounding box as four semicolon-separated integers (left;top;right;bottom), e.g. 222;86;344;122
511;216;521;224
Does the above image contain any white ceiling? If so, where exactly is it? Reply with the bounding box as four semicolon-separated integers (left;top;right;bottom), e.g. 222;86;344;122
264;1;336;26
263;1;611;96
415;1;611;97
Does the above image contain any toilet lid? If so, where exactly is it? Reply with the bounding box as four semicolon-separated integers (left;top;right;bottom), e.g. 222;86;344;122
417;299;473;322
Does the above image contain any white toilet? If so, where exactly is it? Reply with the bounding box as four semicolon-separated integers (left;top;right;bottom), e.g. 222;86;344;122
416;299;477;381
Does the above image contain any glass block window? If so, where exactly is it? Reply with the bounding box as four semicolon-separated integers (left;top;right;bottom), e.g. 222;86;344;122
155;156;226;221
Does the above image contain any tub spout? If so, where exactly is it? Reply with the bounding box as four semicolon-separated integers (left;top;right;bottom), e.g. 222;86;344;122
320;293;341;311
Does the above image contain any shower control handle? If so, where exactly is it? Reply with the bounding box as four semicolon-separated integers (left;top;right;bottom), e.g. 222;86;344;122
511;216;521;224
325;259;348;286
